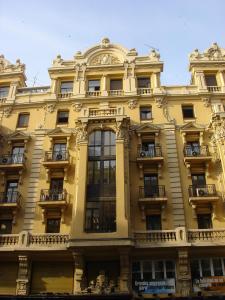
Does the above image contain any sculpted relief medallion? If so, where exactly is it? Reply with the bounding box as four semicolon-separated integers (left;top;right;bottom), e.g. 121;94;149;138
90;54;121;65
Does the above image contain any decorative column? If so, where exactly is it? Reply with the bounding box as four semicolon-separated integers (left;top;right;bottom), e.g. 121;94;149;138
101;74;108;96
218;70;225;92
195;71;207;92
16;255;31;296
70;120;88;238
177;248;191;297
7;80;20;102
73;251;85;294
115;117;130;238
119;249;130;293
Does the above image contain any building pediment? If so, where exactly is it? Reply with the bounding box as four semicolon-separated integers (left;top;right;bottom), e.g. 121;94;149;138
0;55;25;74
47;127;72;138
134;123;160;134
189;43;225;62
7;131;30;141
180;122;205;133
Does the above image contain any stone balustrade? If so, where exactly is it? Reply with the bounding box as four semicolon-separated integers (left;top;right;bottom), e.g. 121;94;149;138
0;234;19;247
188;228;225;243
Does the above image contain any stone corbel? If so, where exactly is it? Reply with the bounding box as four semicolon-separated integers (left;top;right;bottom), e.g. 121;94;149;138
202;96;211;107
141;205;145;221
199;132;204;146
161;205;166;221
61;207;65;223
137;133;141;145
46;169;50;182
18;170;23;185
64;167;68;181
66;136;70;149
41;208;46;224
191;204;197;219
212;204;216;220
158;163;162;178
185;163;191;178
181;132;186;144
24;139;29;153
138;163;143;179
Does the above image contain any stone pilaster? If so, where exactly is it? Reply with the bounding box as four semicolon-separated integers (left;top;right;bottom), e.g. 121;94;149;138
119;250;130;293
177;248;191;297
16;255;31;296
73;251;85;294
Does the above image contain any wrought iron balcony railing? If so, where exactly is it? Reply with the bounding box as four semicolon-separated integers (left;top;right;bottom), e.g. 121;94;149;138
188;185;217;197
0;191;21;204
85;200;116;233
139;185;166;198
207;86;221;92
183;145;209;157
0;154;25;165
40;189;67;202
137;145;162;158
44;151;69;162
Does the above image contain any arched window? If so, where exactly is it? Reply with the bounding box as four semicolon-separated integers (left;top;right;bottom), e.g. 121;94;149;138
85;130;116;233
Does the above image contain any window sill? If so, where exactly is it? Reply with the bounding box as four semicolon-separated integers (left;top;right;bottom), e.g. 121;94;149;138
56;123;68;127
140;118;153;123
183;117;196;123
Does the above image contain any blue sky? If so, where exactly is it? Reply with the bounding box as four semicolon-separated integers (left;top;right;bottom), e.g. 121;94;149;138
1;0;225;87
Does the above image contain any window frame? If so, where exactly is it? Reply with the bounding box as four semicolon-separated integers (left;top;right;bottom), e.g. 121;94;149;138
140;106;152;120
191;258;225;278
57;110;69;124
0;219;13;234
0;86;10;98
46;218;61;233
60;81;73;94
137;77;151;88
88;80;101;91
182;105;195;119
17;113;30;128
109;79;123;90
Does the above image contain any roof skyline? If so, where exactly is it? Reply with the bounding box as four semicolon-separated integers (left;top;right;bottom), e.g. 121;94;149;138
1;0;225;86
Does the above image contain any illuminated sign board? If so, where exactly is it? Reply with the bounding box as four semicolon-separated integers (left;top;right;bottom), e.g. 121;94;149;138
134;278;176;294
193;276;225;292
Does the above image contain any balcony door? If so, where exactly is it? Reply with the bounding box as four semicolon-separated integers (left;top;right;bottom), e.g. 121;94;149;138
50;178;63;200
5;181;18;203
144;174;158;197
53;143;66;160
191;174;206;187
12;146;24;163
186;142;200;156
142;141;155;157
197;214;212;229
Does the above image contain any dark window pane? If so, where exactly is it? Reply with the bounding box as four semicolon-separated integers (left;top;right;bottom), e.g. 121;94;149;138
154;261;164;279
137;78;150;88
205;75;217;86
110;79;122;90
0;86;9;98
201;259;211;277
166;261;175;278
140;107;152;120
191;260;200;279
0;220;12;234
46;218;60;233
197;214;212;229
213;259;223;276
146;215;161;230
57;111;69;123
132;261;141;272
88;80;100;91
60;81;73;93
182;106;194;118
17;114;29;127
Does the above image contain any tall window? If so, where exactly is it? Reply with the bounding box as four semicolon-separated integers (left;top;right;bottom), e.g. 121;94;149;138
182;105;194;119
0;86;9;99
86;130;116;233
88;80;100;91
60;81;73;94
205;75;217;87
137;77;151;88
140;106;152;120
17;113;29;128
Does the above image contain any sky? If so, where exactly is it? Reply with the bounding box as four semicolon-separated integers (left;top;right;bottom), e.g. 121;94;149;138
0;0;225;87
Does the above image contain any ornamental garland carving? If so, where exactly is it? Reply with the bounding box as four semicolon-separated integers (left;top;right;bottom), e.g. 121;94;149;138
155;96;166;108
72;102;83;112
90;54;121;66
210;115;225;145
3;106;12;118
127;99;138;110
189;43;225;61
44;104;55;113
202;97;211;107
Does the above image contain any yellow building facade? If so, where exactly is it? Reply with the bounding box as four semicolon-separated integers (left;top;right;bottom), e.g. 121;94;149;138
0;38;225;299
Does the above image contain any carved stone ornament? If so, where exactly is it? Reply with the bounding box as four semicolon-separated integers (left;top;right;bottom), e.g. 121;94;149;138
0;55;25;73
72;102;83;112
52;54;63;67
189;43;225;61
16;255;30;296
202;97;211;107
90;54;121;66
100;37;110;48
127;99;138;110
74;121;88;143
114;118;130;142
149;49;160;61
44;103;55;113
3;106;12;118
155;96;166;108
211;115;225;144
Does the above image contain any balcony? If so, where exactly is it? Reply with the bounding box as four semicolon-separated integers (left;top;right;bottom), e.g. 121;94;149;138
188;229;225;245
85;200;116;233
0;154;25;170
108;90;124;96
58;91;73;98
188;185;219;206
17;86;50;94
207;86;221;92
38;189;68;210
86;90;101;97
137;145;164;164
134;230;179;247
0;191;21;210
137;88;152;95
42;151;70;169
183;145;212;164
89;108;117;118
138;185;167;208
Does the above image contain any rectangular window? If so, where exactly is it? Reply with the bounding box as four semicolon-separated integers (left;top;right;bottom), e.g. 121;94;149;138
205;75;217;86
191;258;225;279
12;146;25;163
137;77;150;88
110;79;122;90
191;174;206;186
0;86;9;98
182;105;194;119
146;215;162;230
140;107;152;120
88;80;100;91
53;143;67;160
46;218;60;233
197;214;212;229
5;181;18;203
0;219;12;234
57;111;69;124
60;81;73;93
17;113;29;128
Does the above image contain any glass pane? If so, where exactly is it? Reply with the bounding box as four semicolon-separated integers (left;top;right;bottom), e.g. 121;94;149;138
201;259;211;277
0;86;9;97
88;80;100;91
132;261;141;272
0;220;12;234
103;161;110;184
213;259;223;276
88;161;94;184
143;261;152;272
205;75;217;86
94;161;100;184
95;131;101;145
146;215;161;230
191;260;200;279
138;78;150;88
165;261;175;278
110;79;122;90
154;261;164;279
94;146;101;156
104;131;110;145
110;160;116;184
